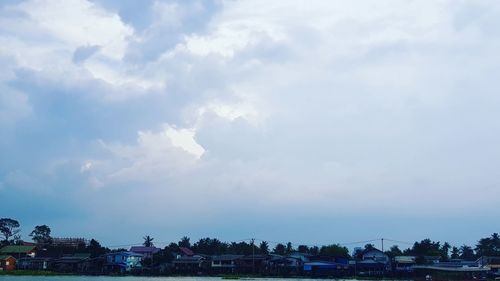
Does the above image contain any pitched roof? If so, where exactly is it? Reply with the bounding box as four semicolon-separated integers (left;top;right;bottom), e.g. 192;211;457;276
362;247;384;255
179;247;194;256
0;245;36;254
0;255;15;260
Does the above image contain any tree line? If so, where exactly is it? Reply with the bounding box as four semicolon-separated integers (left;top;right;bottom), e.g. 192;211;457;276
1;218;499;263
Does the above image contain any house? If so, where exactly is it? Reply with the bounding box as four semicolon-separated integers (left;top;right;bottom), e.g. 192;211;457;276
422;255;441;264
79;256;105;274
0;245;36;259
211;255;244;273
393;256;416;274
103;251;143;273
129;246;161;259
236;254;269;274
172;255;210;274
0;255;16;271
179;247;194;257
16;257;52;270
477;256;500;278
362;248;390;263
303;261;350;277
51;253;91;273
356;248;391;276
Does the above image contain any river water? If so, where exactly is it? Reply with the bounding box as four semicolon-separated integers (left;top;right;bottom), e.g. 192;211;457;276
0;277;359;281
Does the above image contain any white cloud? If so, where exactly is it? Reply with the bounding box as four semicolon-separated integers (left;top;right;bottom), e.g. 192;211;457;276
3;0;500;244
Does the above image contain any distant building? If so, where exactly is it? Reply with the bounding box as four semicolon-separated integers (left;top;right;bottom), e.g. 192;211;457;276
477;256;500;278
211;255;244;273
356;248;390;276
393;256;416;274
0;255;16;271
129;246;160;259
104;252;142;273
16;257;52;270
179;247;194;257
52;238;89;248
52;253;91;273
172;255;210;274
0;245;36;259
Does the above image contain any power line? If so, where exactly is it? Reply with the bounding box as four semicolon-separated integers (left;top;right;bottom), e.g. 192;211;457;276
104;237;415;249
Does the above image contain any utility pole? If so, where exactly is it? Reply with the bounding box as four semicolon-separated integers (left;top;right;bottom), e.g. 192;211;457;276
381;238;384;252
251;238;255;275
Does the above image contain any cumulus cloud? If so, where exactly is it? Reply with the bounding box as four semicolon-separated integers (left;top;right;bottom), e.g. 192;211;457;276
1;0;500;245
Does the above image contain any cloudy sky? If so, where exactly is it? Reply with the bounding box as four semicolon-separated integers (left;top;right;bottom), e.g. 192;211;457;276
1;0;499;250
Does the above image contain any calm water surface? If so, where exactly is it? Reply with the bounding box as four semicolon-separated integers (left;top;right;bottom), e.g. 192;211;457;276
0;277;359;281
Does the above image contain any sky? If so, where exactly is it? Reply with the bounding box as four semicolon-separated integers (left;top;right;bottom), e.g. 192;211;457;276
0;0;499;251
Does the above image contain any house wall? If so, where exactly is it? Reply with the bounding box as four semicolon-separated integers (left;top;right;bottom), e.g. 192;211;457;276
0;257;16;271
363;251;389;262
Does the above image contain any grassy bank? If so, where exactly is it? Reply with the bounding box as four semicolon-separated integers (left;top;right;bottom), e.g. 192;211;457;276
0;270;72;276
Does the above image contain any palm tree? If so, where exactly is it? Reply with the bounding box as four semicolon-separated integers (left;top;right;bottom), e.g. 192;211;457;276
143;235;154;247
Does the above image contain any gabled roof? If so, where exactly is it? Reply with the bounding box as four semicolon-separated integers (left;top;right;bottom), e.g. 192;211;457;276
179;247;194;256
362;247;384;255
0;245;36;254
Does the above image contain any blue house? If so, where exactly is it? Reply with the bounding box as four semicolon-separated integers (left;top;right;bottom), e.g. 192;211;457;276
104;252;143;273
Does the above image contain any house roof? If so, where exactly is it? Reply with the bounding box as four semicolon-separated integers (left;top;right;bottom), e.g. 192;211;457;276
212;254;244;261
129;246;160;254
179;247;194;256
395;256;416;263
0;255;15;260
0;245;36;254
173;256;205;263
362;247;384;255
106;251;143;257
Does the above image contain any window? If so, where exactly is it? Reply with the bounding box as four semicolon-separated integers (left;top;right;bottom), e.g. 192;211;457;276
5;261;9;266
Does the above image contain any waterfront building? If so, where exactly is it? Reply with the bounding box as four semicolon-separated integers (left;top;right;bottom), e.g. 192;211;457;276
0;255;16;271
0;245;36;259
129;246;161;259
103;251;143;273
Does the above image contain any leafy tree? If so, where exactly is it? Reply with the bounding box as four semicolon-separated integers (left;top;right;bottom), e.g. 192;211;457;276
143;235;154;247
451;246;460;259
459;245;475;260
411;239;442;257
385;245;403;258
228;241;253;255
192;237;228;255
259;241;269;254
86;239;107;258
440;242;451;261
30;225;52;245
273;243;286;255
168;242;180;253
0;218;21;244
364;243;375;251
475;233;500;257
297;245;309;253
309;246;319;255
353;247;364;260
285;242;294;254
319;244;350;258
178;236;191;248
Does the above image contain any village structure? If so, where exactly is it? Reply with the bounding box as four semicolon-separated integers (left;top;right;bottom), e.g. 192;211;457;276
1;239;499;279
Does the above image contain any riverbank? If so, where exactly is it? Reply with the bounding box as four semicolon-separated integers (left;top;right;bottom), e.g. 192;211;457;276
0;270;72;276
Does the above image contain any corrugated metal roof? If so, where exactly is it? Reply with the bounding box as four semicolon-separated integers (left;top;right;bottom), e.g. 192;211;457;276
0;245;36;254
